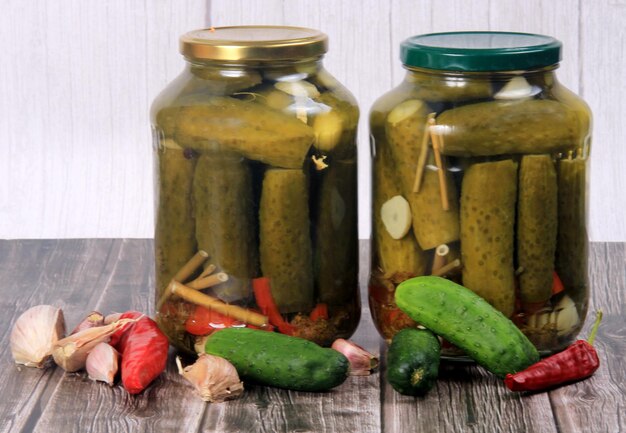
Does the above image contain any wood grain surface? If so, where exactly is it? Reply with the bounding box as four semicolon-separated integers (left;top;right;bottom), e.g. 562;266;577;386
1;0;625;241
0;240;623;432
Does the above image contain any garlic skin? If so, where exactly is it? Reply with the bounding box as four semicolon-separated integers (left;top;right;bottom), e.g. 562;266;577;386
331;339;379;376
52;317;135;372
11;305;66;368
86;342;119;385
177;354;244;403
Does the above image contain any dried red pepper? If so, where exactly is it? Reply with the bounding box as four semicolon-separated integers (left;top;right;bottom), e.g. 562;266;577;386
252;277;295;335
310;303;329;321
110;311;170;395
505;311;602;392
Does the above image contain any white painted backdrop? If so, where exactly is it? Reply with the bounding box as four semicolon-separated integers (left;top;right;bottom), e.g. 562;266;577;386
1;0;624;241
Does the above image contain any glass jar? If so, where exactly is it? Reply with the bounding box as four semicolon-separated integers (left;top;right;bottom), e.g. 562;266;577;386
151;26;360;353
369;32;591;355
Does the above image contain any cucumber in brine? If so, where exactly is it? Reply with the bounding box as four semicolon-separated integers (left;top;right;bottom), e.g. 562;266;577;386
460;159;517;317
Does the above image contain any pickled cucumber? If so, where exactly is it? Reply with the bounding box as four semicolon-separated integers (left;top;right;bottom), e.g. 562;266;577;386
171;97;315;168
461;160;518;317
373;142;428;278
436;99;581;156
193;153;258;301
556;157;588;302
385;100;460;250
314;160;358;305
154;141;197;296
259;169;314;313
189;65;262;95
517;155;558;307
405;73;493;102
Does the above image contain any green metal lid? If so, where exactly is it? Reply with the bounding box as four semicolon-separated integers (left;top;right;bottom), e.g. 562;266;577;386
401;32;562;72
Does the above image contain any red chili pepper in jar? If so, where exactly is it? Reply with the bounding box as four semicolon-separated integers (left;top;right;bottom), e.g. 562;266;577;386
505;311;602;392
110;311;170;395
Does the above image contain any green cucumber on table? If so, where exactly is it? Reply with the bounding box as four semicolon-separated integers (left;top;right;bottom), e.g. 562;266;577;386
203;327;349;392
387;328;440;396
395;276;539;378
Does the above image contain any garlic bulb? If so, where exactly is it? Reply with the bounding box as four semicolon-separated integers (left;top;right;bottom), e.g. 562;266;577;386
331;339;379;376
11;305;66;368
177;355;244;403
86;342;119;385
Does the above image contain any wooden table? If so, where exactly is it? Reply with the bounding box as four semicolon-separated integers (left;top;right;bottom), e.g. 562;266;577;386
0;240;623;433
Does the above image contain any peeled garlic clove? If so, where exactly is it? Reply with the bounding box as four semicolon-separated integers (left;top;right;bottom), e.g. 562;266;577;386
71;311;105;335
387;99;424;126
86;342;118;385
331;339;379;376
555;295;580;336
177;354;244;403
52;318;136;372
381;195;412;239
11;305;66;368
313;110;343;152
494;76;536;100
274;80;320;98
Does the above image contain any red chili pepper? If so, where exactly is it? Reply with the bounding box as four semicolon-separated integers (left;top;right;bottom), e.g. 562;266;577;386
505;311;602;392
252;277;295;335
310;303;329;321
185;305;237;336
110;311;170;395
552;271;565;295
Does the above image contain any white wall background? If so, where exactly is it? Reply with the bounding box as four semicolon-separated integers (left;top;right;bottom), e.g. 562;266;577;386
1;0;624;241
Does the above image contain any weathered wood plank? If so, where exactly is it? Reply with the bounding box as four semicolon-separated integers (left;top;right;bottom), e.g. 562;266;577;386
31;240;207;433
0;240;116;433
1;240;624;433
581;0;626;242
548;243;626;433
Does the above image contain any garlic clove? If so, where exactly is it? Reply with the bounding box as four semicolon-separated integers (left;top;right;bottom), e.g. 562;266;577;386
274;80;320;98
177;354;244;403
494;76;536;100
555;295;580;336
71;311;105;335
52;317;136;372
103;312;123;325
86;342;119;385
11;305;66;368
380;195;412;240
331;339;379;376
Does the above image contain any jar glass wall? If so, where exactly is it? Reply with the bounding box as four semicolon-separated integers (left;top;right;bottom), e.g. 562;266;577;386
369;32;591;356
151;27;360;353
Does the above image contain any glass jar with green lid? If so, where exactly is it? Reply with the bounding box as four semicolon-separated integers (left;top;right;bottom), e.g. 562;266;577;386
151;26;360;353
369;32;591;355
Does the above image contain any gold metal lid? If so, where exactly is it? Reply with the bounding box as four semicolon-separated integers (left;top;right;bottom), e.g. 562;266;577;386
180;26;328;62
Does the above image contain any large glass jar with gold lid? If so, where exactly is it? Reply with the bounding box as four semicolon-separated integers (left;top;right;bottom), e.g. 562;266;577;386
151;26;360;353
369;32;591;356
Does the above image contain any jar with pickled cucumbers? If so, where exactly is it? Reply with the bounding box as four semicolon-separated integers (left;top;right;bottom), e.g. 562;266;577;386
151;26;360;353
369;32;591;355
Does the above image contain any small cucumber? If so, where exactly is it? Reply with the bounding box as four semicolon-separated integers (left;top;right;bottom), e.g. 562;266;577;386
395;276;539;378
387;328;440;396
204;328;349;392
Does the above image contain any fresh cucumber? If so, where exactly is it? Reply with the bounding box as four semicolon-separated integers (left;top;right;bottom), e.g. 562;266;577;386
387;328;440;396
203;328;349;391
395;276;539;378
